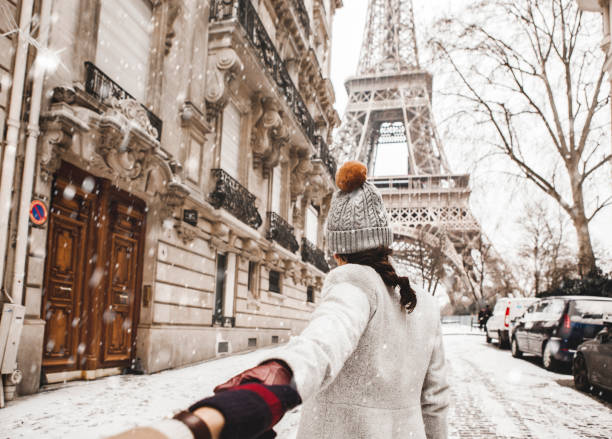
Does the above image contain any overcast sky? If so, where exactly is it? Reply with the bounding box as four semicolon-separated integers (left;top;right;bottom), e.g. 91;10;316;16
328;1;612;275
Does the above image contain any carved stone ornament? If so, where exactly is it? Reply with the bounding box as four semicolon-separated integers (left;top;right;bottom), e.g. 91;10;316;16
39;99;90;182
205;49;243;123
290;149;313;202
174;220;198;244
96;97;159;181
164;0;182;56
305;161;329;205
159;181;190;220
251;95;290;173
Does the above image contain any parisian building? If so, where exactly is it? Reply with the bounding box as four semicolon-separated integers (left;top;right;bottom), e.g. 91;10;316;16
0;0;341;398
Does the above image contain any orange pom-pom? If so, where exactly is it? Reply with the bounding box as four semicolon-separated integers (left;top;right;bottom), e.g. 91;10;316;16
336;161;368;193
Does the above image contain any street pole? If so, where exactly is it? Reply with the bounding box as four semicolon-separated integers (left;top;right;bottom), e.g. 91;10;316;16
0;0;35;299
11;0;54;307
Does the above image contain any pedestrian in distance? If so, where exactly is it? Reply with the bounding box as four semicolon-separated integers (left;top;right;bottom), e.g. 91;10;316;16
108;161;450;439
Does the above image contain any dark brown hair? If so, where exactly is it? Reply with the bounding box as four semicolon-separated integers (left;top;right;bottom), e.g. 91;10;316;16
338;247;417;313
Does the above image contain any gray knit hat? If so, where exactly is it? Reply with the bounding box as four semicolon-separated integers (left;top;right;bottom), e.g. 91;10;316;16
325;161;393;254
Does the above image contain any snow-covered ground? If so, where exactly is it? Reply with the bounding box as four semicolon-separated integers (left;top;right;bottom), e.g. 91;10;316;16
1;327;610;438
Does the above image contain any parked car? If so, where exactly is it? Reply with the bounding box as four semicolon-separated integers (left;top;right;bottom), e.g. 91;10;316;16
573;316;612;393
486;297;538;348
511;296;612;370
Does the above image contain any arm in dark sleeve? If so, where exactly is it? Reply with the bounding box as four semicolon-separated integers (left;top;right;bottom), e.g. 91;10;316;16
189;383;301;439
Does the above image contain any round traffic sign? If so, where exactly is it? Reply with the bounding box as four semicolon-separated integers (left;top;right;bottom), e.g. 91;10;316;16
29;200;48;226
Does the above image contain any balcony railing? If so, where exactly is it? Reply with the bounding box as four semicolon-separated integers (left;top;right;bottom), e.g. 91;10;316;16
209;0;316;145
209;169;263;229
370;174;471;193
314;135;337;178
84;62;162;141
301;238;329;273
267;212;299;253
291;0;310;39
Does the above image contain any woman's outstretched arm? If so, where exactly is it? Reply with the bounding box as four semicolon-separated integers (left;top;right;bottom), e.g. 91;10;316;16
421;316;450;439
256;274;377;402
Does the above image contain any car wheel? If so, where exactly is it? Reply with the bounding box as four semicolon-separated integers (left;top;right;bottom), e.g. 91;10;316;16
511;337;522;358
486;332;492;343
542;342;559;371
498;331;508;349
573;354;590;392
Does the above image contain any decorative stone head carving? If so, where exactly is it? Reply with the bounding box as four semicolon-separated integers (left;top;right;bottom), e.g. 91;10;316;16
251;95;290;174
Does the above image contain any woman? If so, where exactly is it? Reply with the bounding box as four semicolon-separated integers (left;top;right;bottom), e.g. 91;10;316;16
110;161;449;439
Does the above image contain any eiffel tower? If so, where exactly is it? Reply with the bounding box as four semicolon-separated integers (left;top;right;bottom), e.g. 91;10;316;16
332;0;500;307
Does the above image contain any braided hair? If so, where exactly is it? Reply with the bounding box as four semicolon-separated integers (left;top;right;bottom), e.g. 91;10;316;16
338;246;417;313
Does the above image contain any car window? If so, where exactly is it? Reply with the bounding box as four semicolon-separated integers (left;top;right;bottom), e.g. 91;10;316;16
535;300;564;319
570;300;612;321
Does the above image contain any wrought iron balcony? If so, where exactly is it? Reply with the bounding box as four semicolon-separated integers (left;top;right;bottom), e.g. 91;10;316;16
209;0;316;145
290;0;310;39
209;169;263;229
314;135;337;178
84;61;162;141
301;238;330;273
267;212;299;253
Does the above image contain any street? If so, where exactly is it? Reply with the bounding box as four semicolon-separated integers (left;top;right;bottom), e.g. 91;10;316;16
1;326;610;439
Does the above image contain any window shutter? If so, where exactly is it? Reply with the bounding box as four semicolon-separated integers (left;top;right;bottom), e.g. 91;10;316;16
271;166;281;214
96;0;152;101
306;206;318;244
220;102;241;180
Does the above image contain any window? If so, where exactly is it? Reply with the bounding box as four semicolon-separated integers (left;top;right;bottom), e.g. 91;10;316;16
248;338;257;348
307;286;314;303
214;253;227;323
247;261;259;297
271;165;282;214
269;270;281;294
305;205;318;244
570;300;612;321
271;335;279;344
220;102;242;179
96;0;153;101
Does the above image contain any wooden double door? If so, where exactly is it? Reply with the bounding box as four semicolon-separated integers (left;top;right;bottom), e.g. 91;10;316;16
42;164;146;374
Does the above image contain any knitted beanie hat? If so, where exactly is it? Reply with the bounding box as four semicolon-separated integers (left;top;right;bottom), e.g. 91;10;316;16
325;161;393;254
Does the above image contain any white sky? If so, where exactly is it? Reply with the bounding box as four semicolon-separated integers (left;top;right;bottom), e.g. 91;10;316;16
329;0;612;275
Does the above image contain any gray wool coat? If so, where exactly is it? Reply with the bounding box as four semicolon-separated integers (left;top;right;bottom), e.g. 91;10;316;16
262;263;450;439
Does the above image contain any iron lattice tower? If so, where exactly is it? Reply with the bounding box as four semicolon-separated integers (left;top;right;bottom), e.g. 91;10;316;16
332;0;505;306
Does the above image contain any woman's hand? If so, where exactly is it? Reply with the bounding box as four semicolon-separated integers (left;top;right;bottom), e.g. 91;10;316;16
213;360;292;393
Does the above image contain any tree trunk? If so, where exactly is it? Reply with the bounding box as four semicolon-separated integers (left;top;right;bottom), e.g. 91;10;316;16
569;180;596;274
571;212;596;276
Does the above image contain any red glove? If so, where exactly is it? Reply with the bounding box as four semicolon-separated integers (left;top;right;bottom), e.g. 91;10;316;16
214;360;292;393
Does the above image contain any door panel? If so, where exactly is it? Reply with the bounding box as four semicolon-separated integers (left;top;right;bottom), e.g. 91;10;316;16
42;192;90;371
43;164;145;374
101;197;145;366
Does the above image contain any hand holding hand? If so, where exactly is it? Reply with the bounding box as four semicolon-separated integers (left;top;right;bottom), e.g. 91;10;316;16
213;360;292;393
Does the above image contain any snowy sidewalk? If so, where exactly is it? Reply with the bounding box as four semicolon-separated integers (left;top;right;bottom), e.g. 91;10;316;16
0;347;300;439
1;334;611;438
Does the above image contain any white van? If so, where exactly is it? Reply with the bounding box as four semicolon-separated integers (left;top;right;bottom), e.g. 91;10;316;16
486;297;538;348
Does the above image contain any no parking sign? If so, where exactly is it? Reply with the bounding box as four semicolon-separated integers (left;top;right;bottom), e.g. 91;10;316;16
29;200;48;226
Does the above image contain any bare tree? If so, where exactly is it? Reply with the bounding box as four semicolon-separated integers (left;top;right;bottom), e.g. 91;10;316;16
430;0;611;275
517;202;575;295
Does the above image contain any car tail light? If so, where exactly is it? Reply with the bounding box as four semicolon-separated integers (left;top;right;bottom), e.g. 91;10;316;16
563;313;571;329
504;306;510;328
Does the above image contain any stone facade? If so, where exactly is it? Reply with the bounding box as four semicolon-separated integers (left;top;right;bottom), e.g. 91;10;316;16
0;0;342;397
